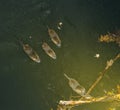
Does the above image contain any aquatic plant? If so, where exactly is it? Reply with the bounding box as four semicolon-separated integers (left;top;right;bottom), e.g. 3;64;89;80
98;32;120;46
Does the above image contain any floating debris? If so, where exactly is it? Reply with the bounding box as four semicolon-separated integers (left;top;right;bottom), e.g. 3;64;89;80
47;26;61;47
42;42;56;59
20;41;40;63
94;53;100;58
98;33;120;46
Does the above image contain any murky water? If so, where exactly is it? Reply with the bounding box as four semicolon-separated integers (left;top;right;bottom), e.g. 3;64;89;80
0;0;120;110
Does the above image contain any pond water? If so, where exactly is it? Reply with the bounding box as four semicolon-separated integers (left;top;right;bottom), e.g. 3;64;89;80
0;0;120;110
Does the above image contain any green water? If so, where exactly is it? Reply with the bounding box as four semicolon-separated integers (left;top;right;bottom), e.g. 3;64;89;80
0;0;120;110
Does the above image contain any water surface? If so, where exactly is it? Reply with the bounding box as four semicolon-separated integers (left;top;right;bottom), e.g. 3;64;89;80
0;0;120;110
